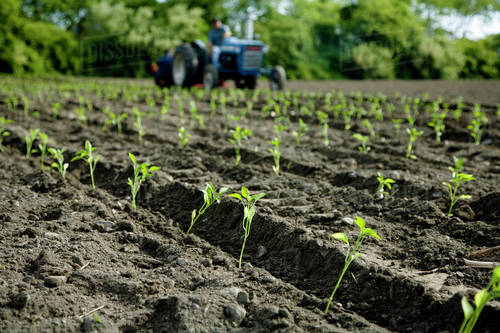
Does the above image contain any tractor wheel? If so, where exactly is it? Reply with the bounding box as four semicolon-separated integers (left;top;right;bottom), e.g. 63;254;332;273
270;66;286;90
235;76;257;90
172;44;199;87
203;64;219;90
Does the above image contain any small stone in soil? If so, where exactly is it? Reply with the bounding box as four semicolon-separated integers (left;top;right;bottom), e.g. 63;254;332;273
224;304;246;326
256;245;267;258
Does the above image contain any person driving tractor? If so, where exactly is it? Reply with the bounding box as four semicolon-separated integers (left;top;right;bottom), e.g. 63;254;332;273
208;18;231;66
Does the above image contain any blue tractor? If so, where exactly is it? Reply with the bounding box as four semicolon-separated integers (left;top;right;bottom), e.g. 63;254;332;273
155;19;285;90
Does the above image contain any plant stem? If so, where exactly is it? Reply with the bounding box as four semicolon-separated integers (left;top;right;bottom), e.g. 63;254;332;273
239;236;247;269
324;260;351;313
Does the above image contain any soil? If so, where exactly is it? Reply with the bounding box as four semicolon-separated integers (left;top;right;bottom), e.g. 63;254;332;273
0;77;499;333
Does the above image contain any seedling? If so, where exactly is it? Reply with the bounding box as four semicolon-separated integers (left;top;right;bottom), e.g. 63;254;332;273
103;108;128;136
376;173;395;198
406;127;423;159
132;107;146;142
427;110;447;143
443;157;475;217
229;126;252;166
186;183;228;236
74;106;87;126
496;104;500;119
161;97;170;118
229;187;266;269
273;122;287;140
48;148;68;179
0;117;13;152
353;133;371;153
454;97;464;121
467;104;488;145
459;266;500;333
362;119;376;138
25;128;40;159
269;137;281;176
38;132;49;169
325;216;380;313
392;119;403;136
292;118;309;144
178;127;190;148
317;111;329;146
52;102;62;119
71;140;100;190
127;153;159;211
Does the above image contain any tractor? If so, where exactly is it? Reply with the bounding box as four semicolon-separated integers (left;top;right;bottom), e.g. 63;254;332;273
154;17;286;90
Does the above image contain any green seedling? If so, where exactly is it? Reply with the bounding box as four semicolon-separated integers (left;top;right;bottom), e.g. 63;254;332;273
443;157;475;217
404;104;416;127
353;133;371;153
467;104;488;145
161;97;170;118
71;140;100;190
317;111;329;146
186;182;228;236
127;153;159;211
376;173;395;198
427;110;447;143
342;107;353;131
229;126;252;166
459;266;500;333
22;96;31;116
496;104;500;119
269;137;281;176
406;127;423;159
38;132;49;169
132;107;146;142
325;216;381;313
52;102;62;119
362;119;376;138
454;97;464;121
178;127;190;148
292;118;309;144
48;148;68;179
210;96;217;117
74;106;87;126
103;108;128;136
25;128;40;158
392;119;403;136
0;117;13;152
229;187;266;269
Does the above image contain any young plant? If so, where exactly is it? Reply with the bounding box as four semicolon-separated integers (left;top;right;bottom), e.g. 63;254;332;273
269;137;281;176
317;111;329;146
229;187;266;269
127;153;160;211
454;97;464;121
229;126;252;166
325;216;381;313
467;105;488;145
178;127;191;148
52;102;62;119
38;132;49;169
186;183;228;236
23;128;39;159
406;127;423;160
74;106;87;126
443;157;475;217
48;148;69;179
459;266;500;333
0;117;13;152
353;133;371;153
71;140;100;190
427;110;447;143
362;118;376;138
376;173;395;198
103;108;128;136
132;107;146;142
392;118;403;136
292;118;309;144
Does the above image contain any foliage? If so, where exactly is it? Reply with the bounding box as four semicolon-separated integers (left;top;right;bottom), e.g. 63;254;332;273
0;117;13;152
229;126;252;166
459;266;500;333
186;182;228;236
376;173;395;197
48;147;69;179
229;187;266;269
443;157;475;217
25;128;40;158
71;140;100;189
325;216;381;313
127;153;159;211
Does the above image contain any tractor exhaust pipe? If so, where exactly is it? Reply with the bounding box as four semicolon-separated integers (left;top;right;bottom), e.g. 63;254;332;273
244;14;255;40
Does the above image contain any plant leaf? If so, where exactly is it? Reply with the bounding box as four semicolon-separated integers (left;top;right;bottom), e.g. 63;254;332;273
128;153;136;164
363;228;381;240
354;216;366;231
474;289;489;307
241;187;249;200
229;193;242;201
461;296;474;320
332;232;349;245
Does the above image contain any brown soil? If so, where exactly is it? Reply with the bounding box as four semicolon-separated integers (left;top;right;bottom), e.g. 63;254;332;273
0;77;499;333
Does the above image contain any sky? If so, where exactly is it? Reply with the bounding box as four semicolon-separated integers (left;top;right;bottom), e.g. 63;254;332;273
438;12;500;39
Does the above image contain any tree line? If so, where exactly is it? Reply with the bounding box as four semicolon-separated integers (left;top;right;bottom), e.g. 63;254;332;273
1;0;499;79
